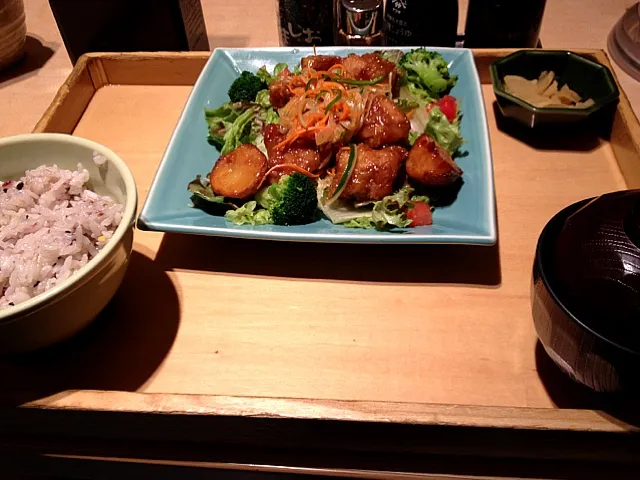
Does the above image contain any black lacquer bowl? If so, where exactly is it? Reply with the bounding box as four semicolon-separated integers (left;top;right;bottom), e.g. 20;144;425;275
532;190;640;393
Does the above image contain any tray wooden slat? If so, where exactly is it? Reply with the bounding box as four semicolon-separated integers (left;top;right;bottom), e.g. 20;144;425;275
5;50;640;471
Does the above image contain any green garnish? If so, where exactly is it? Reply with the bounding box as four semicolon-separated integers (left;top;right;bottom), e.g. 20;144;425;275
325;144;356;205
306;78;318;91
332;74;386;86
324;89;343;114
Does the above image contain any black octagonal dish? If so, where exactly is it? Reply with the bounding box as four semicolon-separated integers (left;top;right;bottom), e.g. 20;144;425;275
491;50;620;128
532;192;640;393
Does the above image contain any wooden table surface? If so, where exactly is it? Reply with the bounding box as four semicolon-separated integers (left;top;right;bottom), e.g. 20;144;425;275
1;0;640;138
2;3;640;477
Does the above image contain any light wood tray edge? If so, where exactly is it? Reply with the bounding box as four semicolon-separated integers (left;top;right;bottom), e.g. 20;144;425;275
18;389;636;433
3;389;638;470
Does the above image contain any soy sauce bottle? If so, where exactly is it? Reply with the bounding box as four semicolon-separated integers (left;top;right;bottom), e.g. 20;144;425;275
276;0;335;47
384;0;459;47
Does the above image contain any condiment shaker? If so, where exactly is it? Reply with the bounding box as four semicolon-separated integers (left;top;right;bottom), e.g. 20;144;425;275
385;0;459;47
335;0;385;46
276;0;335;47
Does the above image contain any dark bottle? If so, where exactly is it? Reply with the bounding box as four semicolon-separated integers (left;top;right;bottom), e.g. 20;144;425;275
384;0;459;47
276;0;335;47
464;0;547;48
48;0;209;65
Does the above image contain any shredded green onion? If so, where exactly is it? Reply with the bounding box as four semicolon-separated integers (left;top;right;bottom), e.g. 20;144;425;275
305;78;318;91
332;74;386;86
325;144;356;206
324;89;343;114
317;90;331;102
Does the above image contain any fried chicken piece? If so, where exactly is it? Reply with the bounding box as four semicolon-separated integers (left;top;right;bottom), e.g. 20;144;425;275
264;124;323;183
332;144;408;201
301;55;342;72
269;80;293;109
407;134;463;187
210;144;267;198
342;53;397;82
357;95;411;148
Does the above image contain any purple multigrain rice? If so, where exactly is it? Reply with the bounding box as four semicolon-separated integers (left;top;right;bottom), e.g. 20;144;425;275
0;164;123;308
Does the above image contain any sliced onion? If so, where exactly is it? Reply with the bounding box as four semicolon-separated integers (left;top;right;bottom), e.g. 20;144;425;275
316;149;334;171
297;96;307;128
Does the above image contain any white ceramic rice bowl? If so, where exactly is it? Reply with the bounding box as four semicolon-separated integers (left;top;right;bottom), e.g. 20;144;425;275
0;133;137;355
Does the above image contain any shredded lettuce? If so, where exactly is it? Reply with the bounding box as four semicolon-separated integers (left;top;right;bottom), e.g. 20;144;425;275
379;50;404;65
257;62;290;86
264;108;280;124
204;99;279;156
316;177;374;224
411;194;431;204
255;89;271;108
404;103;464;154
188;175;226;203
273;63;289;76
224;201;272;225
252;106;279;156
205;102;259;154
204;102;245;150
396;97;420;113
425;106;464;155
344;217;375;229
257;66;273;85
318;179;430;230
221;107;259;155
187;175;237;212
370;187;414;228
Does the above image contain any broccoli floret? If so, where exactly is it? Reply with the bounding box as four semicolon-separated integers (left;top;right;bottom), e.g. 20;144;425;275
228;71;267;102
399;48;457;98
256;173;318;226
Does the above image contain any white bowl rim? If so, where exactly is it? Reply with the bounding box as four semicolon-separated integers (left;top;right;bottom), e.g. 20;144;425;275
0;133;138;322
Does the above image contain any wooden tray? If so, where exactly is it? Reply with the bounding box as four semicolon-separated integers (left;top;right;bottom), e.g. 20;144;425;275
2;50;640;478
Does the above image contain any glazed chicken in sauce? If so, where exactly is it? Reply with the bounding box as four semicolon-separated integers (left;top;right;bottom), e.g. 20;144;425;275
357;95;411;149
332;144;408;201
342;53;397;84
264;124;323;184
269;80;293;109
301;55;342;72
407;134;462;187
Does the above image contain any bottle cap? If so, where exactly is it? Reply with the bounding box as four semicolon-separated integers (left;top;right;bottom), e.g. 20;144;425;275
338;0;384;39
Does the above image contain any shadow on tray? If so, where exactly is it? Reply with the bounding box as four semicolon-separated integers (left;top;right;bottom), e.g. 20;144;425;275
492;102;615;153
0;35;58;89
535;341;640;428
154;232;502;287
0;251;181;406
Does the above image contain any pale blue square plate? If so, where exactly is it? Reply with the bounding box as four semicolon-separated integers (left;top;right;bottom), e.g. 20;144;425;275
138;47;497;245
